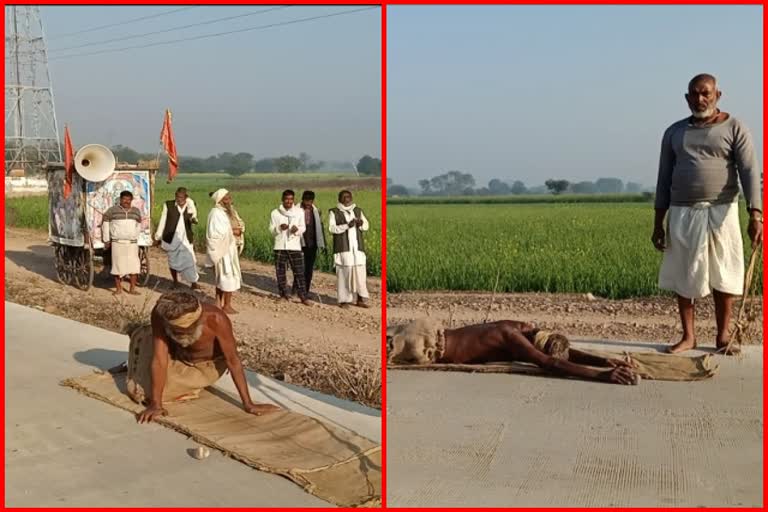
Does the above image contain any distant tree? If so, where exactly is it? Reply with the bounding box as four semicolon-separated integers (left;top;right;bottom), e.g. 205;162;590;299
625;181;643;193
299;152;311;170
488;179;511;195
111;145;141;164
571;181;597;194
476;187;492;196
253;158;276;173
308;160;327;171
510;180;528;195
275;155;302;173
422;170;475;195
595;177;624;193
388;184;409;196
545;179;570;195
223;152;253;177
357;155;382;176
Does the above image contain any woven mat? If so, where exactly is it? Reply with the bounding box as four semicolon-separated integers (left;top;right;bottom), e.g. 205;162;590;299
389;350;718;382
61;372;381;507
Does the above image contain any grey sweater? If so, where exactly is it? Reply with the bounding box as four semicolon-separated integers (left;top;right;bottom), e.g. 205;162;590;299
655;115;762;211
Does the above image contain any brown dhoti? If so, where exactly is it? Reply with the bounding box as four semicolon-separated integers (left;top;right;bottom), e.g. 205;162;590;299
126;325;228;405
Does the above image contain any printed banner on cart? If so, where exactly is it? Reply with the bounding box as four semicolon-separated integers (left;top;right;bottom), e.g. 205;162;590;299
48;169;85;246
86;171;152;249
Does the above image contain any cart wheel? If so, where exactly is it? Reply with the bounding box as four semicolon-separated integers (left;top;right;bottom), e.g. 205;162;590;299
73;245;94;291
54;244;72;285
139;246;151;286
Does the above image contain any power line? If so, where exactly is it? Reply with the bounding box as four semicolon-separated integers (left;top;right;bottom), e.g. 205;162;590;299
50;6;378;62
49;6;289;53
47;6;200;40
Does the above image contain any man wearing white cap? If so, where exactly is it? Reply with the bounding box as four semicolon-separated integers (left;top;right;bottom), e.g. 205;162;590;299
205;189;242;314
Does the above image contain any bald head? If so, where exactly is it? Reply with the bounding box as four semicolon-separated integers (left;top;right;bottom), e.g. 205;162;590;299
688;73;717;92
685;73;721;120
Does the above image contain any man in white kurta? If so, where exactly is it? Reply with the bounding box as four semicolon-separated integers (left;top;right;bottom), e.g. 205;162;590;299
155;187;200;289
328;190;370;308
269;189;310;305
205;189;242;314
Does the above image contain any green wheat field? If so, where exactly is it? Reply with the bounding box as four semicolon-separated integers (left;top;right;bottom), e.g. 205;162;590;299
387;201;760;299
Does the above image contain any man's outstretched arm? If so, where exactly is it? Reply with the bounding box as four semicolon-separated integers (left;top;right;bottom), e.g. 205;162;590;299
137;317;171;423
504;329;637;385
215;312;281;415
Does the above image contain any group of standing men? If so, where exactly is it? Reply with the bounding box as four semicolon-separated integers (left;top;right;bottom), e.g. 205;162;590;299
100;187;371;312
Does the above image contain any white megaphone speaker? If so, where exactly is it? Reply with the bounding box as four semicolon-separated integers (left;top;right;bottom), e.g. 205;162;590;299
74;144;116;182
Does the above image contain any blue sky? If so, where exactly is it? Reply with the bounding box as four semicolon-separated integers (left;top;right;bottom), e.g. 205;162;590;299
26;5;380;161
387;5;763;188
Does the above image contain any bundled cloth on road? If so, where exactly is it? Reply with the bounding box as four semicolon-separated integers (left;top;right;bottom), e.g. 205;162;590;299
60;369;381;507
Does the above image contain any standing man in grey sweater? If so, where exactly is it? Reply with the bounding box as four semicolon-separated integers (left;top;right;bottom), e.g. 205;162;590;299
653;73;762;355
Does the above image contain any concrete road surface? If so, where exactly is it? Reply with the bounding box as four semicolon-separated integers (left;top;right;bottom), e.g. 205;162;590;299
387;339;763;507
5;302;380;508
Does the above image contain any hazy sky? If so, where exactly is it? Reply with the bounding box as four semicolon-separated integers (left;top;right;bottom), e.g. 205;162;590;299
30;5;380;160
388;5;763;188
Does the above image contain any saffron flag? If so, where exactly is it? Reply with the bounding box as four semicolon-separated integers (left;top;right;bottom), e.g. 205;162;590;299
160;109;179;182
63;125;74;199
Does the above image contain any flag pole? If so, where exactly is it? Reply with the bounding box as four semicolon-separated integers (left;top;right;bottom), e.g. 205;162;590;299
155;109;167;176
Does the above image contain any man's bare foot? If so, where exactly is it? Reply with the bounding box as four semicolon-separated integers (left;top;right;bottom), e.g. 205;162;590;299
223;306;238;314
715;342;741;356
279;295;290;302
171;282;180;289
339;303;351;309
128;289;141;296
113;289;122;296
301;298;312;306
190;283;201;290
356;299;370;309
667;338;697;354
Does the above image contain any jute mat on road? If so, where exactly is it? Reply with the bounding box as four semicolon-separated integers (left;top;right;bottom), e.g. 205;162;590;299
389;350;718;382
61;372;381;507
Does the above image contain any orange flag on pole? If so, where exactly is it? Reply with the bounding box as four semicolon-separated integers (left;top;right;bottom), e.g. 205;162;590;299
63;125;74;199
160;109;179;182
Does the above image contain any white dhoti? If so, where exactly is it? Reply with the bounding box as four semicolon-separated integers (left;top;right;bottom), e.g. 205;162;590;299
110;241;141;276
336;264;369;304
659;201;744;299
213;246;241;292
165;238;199;283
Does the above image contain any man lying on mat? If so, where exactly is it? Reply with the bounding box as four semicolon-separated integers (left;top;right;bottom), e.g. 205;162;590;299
111;291;281;423
387;319;639;385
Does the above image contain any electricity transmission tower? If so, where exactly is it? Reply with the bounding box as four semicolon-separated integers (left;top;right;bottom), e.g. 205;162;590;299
5;5;62;175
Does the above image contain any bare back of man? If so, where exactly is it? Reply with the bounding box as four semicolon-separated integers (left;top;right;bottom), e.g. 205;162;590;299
410;320;638;385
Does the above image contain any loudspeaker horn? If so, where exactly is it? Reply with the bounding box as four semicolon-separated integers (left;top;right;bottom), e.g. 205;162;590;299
74;144;115;182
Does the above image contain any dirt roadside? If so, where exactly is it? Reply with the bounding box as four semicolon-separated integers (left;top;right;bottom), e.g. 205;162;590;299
4;227;382;408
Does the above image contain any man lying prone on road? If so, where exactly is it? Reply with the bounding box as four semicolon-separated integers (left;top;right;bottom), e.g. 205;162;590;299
387;318;639;385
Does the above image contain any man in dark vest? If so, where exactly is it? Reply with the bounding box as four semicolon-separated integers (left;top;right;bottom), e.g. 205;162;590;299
293;190;326;298
328;190;370;308
154;187;200;289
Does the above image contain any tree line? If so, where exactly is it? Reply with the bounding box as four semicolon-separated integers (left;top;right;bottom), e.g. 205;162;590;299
387;171;650;197
110;145;382;177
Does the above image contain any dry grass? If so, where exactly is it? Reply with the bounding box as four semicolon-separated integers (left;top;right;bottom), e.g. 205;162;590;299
6;279;381;409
